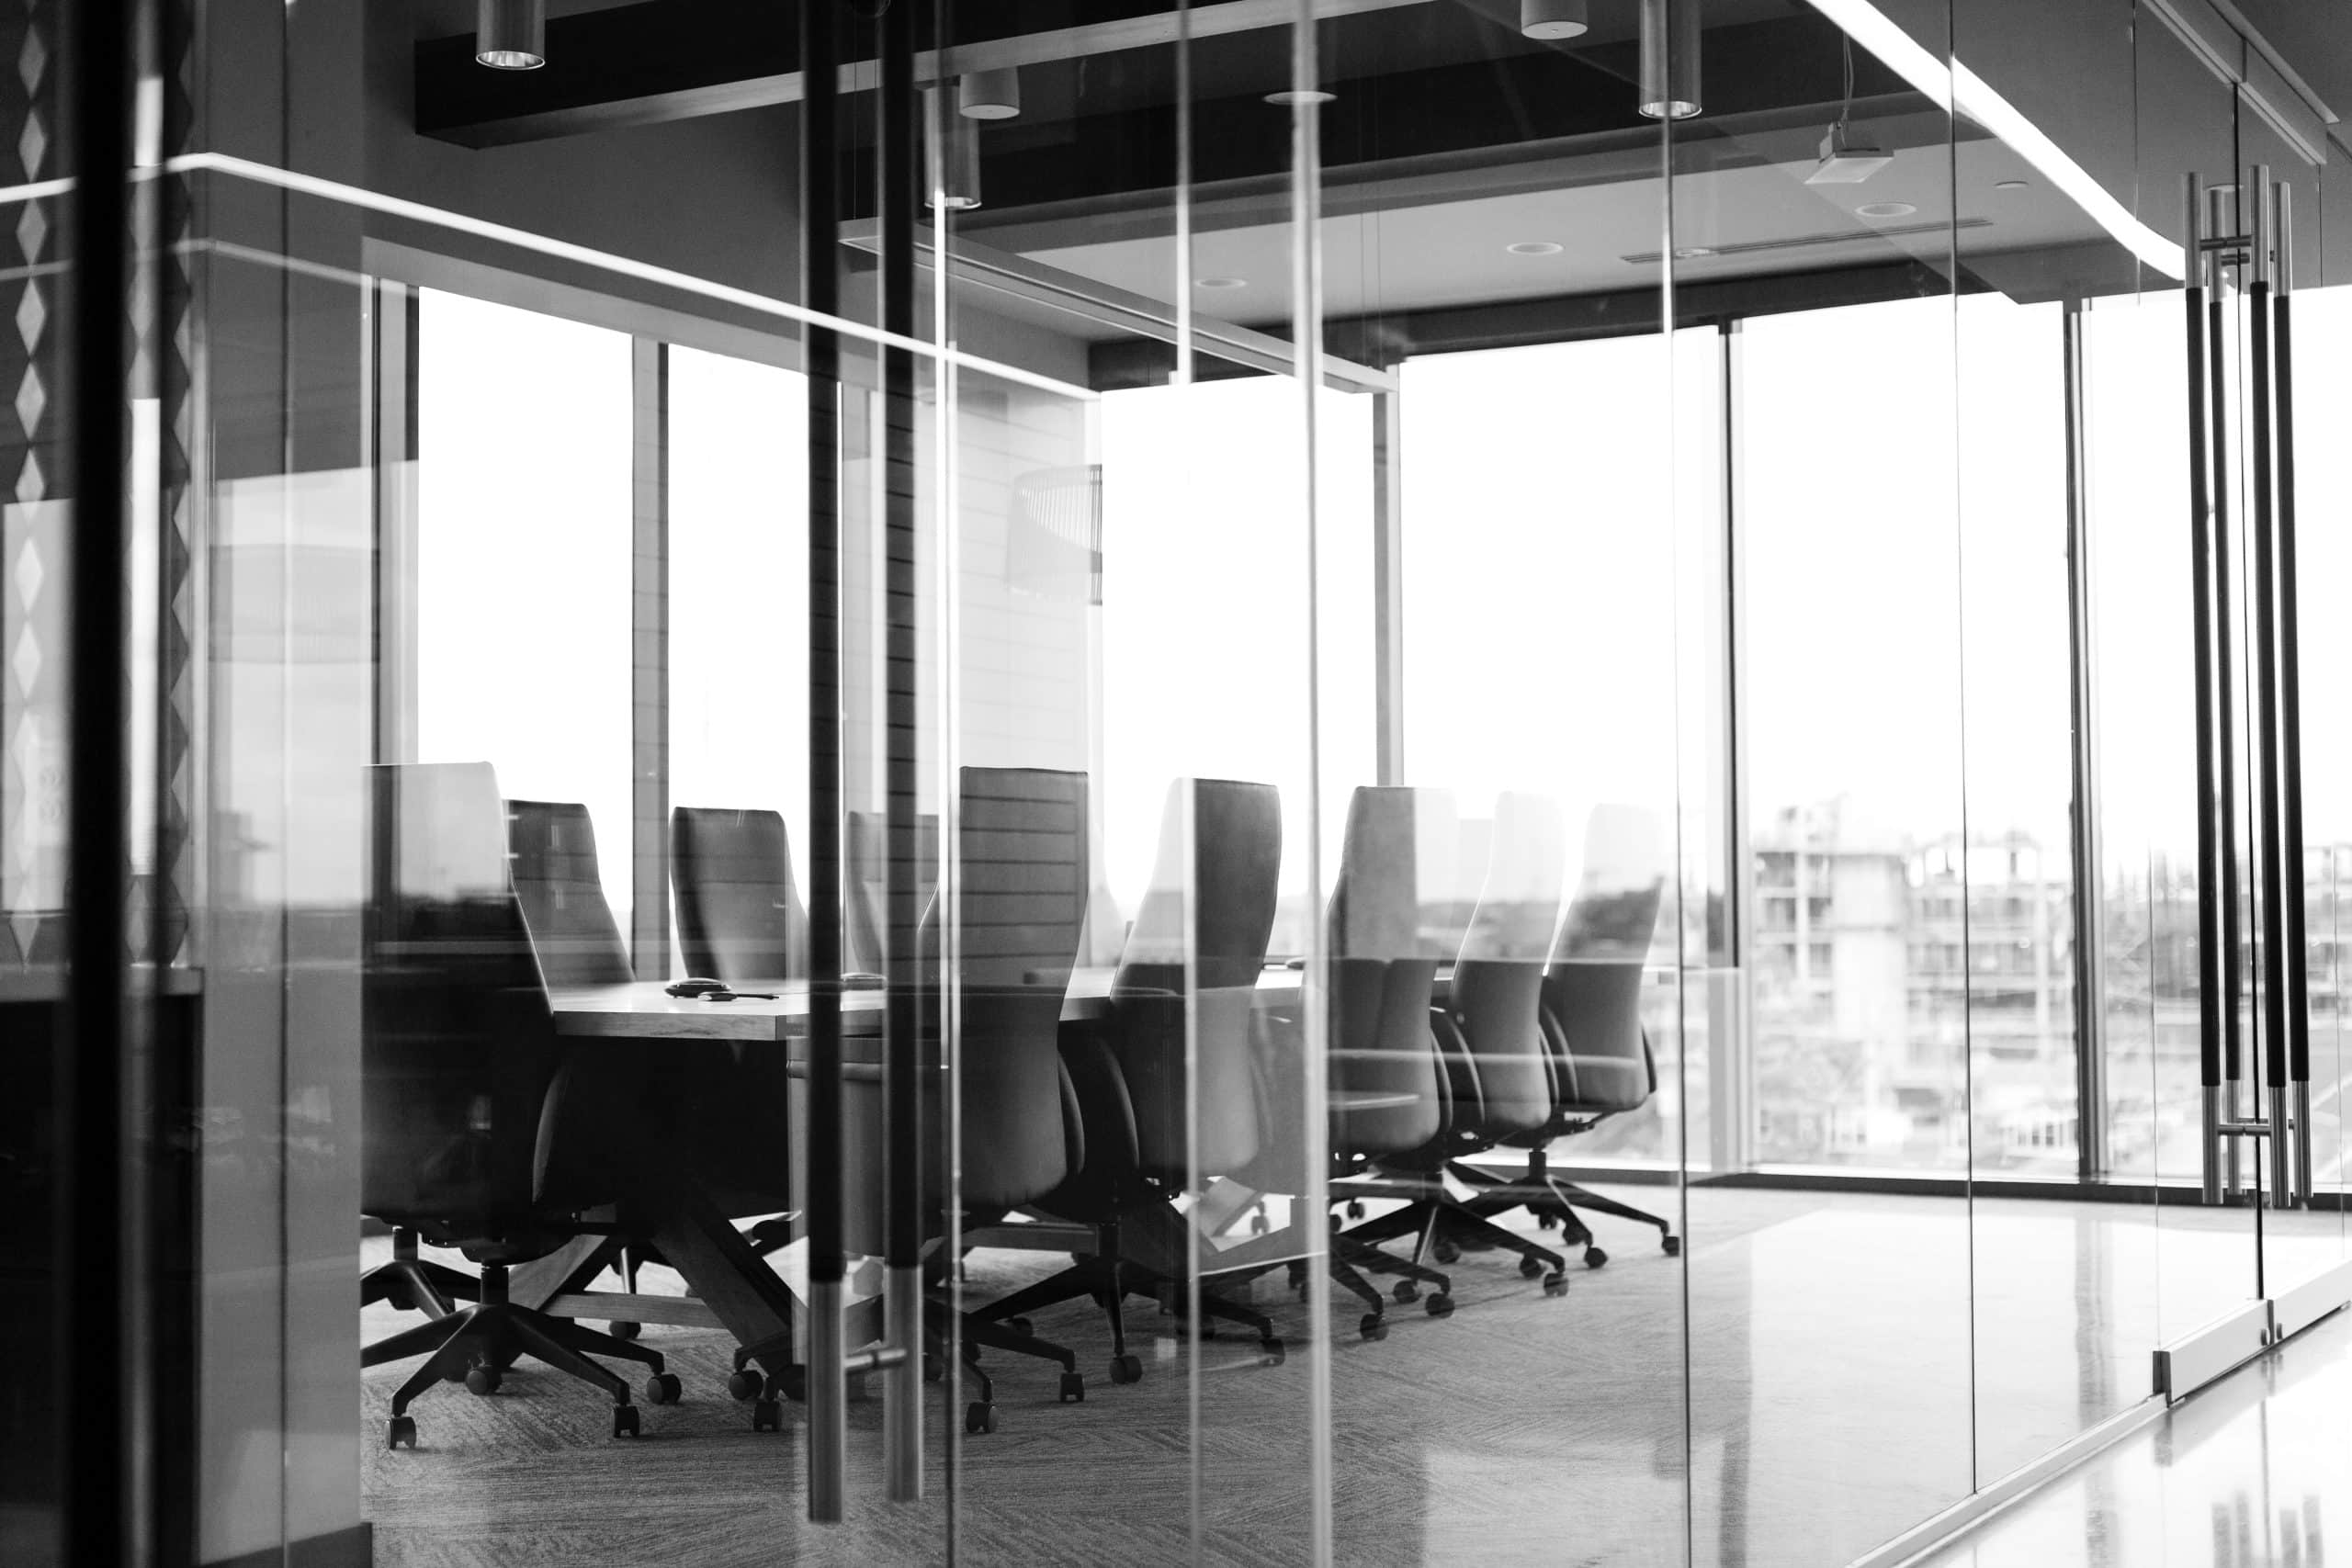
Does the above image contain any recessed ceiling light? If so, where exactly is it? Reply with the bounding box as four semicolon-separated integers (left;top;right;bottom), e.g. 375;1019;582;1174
1857;201;1918;219
1673;245;1717;259
1506;241;1564;255
1197;276;1250;289
1264;88;1337;107
1994;179;2029;191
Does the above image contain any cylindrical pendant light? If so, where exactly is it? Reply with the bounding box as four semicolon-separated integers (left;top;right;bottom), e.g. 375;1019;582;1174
476;0;546;69
958;68;1022;120
1520;0;1589;40
926;87;983;210
1637;0;1702;119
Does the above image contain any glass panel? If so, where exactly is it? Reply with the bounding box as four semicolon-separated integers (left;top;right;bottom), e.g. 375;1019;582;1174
1671;3;1975;1560
1309;0;1694;1560
1946;0;2152;1477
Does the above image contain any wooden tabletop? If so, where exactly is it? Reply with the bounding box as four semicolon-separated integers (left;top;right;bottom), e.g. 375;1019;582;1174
0;965;207;1005
548;965;1304;1043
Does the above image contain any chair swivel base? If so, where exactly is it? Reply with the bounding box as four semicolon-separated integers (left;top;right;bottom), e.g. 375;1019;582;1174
1340;1184;1570;1292
968;1219;1284;1382
1449;1156;1680;1266
367;1264;674;1448
361;1228;480;1319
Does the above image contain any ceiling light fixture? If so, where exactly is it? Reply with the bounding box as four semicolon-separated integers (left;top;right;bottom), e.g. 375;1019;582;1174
1197;276;1250;289
1673;245;1717;259
475;0;546;69
1856;201;1917;219
1265;88;1337;106
958;68;1022;120
1994;178;2029;190
1806;38;1891;184
1521;0;1590;40
1637;0;1702;119
1506;241;1564;255
928;92;984;210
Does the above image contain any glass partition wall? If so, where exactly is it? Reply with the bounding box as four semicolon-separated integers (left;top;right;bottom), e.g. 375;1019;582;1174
27;2;2352;1567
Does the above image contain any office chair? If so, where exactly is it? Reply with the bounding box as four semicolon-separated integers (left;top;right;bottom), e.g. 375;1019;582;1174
970;777;1289;1382
672;806;808;985
1229;786;1461;1341
1340;791;1570;1292
360;763;677;1449
1453;804;1679;1266
726;768;1091;1433
507;799;633;988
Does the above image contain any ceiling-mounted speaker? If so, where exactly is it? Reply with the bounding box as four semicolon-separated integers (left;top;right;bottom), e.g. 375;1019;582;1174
1521;0;1589;40
958;68;1023;120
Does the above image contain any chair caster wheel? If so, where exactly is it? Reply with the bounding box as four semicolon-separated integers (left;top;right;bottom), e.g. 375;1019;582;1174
728;1367;763;1402
1519;1254;1547;1279
1663;1235;1682;1257
1392;1280;1419;1303
1058;1371;1085;1404
1426;1292;1454;1318
1109;1353;1143;1384
1544;1273;1569;1298
965;1402;999;1435
775;1364;808;1404
1261;1338;1286;1367
923;1353;944;1383
612;1405;641;1438
1250;1211;1270;1235
1585;1247;1609;1269
1535;1212;1557;1230
752;1398;783;1433
608;1321;641;1340
464;1365;502;1396
1432;1238;1461;1265
644;1371;682;1405
1346;1200;1366;1219
1359;1313;1387;1342
388;1415;417;1450
1009;1315;1034;1338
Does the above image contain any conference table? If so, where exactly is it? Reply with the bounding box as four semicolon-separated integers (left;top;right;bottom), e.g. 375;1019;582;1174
519;965;1322;1383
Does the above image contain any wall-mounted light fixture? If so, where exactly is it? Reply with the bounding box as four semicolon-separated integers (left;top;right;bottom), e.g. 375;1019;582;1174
475;0;546;69
1637;0;1701;119
1521;0;1589;40
958;68;1022;120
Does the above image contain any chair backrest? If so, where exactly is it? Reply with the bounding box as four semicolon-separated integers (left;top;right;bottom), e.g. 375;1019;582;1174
954;766;1090;1209
361;763;594;1236
845;807;939;976
1542;804;1667;1113
1326;786;1460;1157
1109;777;1283;1180
1446;790;1568;1137
507;799;633;988
671;806;806;984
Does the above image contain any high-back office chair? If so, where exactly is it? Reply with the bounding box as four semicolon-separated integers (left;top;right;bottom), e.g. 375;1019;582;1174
721;768;1092;1432
1454;804;1678;1265
844;807;937;979
1344;791;1570;1290
1230;786;1462;1341
672;806;807;983
659;807;808;1264
361;763;676;1448
507;799;632;987
971;777;1289;1380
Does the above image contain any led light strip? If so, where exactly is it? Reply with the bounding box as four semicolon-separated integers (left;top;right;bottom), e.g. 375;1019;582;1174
1806;0;2184;279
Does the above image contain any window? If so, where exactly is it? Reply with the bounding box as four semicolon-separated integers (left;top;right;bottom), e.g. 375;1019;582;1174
414;289;635;929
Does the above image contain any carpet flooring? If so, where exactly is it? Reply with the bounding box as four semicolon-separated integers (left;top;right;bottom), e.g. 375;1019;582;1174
358;1186;2342;1567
